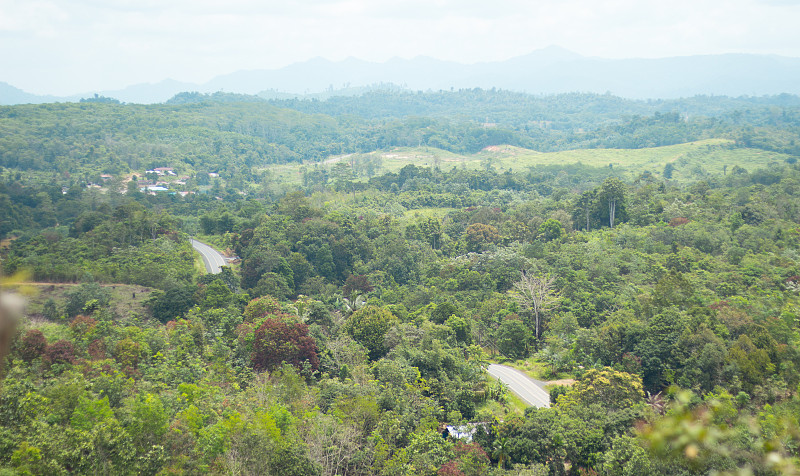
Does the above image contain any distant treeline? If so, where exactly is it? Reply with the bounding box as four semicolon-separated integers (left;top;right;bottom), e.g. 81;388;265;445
1;90;799;182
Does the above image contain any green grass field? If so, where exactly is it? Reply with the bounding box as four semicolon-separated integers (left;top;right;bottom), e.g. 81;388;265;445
261;139;794;186
23;283;156;323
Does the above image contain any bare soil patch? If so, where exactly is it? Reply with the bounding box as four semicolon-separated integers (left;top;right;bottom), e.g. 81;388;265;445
546;378;576;387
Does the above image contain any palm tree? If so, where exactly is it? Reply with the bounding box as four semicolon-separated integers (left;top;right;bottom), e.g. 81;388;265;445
493;436;509;469
341;294;366;315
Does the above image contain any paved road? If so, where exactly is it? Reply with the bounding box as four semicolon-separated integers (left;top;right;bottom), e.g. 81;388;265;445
487;364;551;408
191;239;227;274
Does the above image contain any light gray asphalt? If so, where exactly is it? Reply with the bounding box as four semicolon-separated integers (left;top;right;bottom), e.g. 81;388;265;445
191;239;227;274
487;364;551;408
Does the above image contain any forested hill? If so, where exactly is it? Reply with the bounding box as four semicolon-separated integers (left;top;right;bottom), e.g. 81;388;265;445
263;89;800;123
2;90;800;182
6;49;800;103
2;86;800;474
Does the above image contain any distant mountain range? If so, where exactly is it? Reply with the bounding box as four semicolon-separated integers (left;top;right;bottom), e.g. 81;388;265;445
4;46;800;105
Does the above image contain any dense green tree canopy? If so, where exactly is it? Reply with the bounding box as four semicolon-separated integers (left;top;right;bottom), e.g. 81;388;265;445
1;90;800;474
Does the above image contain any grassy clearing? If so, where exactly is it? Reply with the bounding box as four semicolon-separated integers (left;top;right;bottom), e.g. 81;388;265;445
544;379;576;391
23;283;156;323
503;390;530;414
261;139;794;187
379;147;469;171
265;162;307;187
0;237;18;250
475;399;515;420
492;356;551;380
479;139;731;171
506;359;553;381
31;321;72;343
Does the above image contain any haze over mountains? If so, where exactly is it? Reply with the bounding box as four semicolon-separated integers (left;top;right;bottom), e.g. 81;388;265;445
3;46;800;105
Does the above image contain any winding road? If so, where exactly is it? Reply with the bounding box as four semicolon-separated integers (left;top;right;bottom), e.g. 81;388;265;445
190;239;549;406
487;364;551;408
191;239;227;274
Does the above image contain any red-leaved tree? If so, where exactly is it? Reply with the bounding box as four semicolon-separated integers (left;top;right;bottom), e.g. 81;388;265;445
45;339;76;366
342;274;373;297
18;329;47;363
251;318;319;372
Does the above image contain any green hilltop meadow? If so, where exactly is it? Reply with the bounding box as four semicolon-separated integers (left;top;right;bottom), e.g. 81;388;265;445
267;138;791;187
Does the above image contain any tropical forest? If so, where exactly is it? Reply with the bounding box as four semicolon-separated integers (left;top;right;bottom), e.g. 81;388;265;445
0;88;799;475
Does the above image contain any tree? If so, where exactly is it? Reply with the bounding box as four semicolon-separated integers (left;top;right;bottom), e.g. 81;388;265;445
420;217;443;249
555;368;644;412
597;177;626;228
44;339;76;366
342;274;373;298
402;429;454;475
149;286;195;323
64;282;111;318
251;318;319;372
305;415;361;476
573;190;596;231
277;191;317;221
651;271;697;310
70;396;114;431
445;315;472;344
330;162;356;198
243;295;282;322
344;306;397;360
663;162;675;179
126;393;168;453
512;272;560;344
446;442;490;476
464;223;501;252
42;299;59;320
287;253;314;292
114;338;142;373
268;442;322;476
600;435;654;475
496;318;532;359
636;308;687;391
493;436;510;469
199;279;236;309
253;272;293;299
197;264;240;292
241;249;293;292
537;218;564;242
431;302;459;325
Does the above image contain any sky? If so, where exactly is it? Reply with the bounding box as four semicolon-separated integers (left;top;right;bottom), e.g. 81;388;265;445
2;0;800;96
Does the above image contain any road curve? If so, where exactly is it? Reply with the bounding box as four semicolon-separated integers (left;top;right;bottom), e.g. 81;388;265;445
487;364;551;408
191;239;227;274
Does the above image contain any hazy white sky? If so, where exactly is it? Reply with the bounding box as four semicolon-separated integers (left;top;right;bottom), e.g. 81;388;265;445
2;0;800;95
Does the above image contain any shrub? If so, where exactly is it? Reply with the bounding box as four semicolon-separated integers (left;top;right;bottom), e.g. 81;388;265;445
44;340;76;366
69;315;97;338
88;339;106;360
243;295;282;322
18;330;47;362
